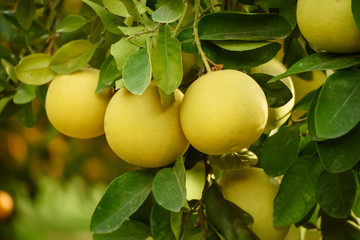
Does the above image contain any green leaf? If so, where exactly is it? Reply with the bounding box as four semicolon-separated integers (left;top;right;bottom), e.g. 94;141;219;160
49;40;96;74
118;26;152;47
152;156;188;212
92;220;151;240
158;88;175;107
1;59;18;83
321;211;360;239
316;171;356;218
123;48;151;95
15;53;56;85
250;73;293;108
270;52;360;82
212;40;273;52
260;125;300;177
273;156;324;227
56;15;87;33
152;25;182;95
307;88;327;141
170;211;182;240
90;170;154;234
204;183;259;240
352;173;360;218
352;0;360;31
210;149;258;171
202;41;281;70
177;27;197;53
0;96;13;114
0;42;15;65
16;102;36;128
99;55;121;86
315;70;360;139
198;12;292;41
13;84;36;104
150;203;177;240
118;0;141;21
103;0;147;17
110;38;139;73
152;0;185;23
317;124;360;173
16;0;35;30
82;0;125;35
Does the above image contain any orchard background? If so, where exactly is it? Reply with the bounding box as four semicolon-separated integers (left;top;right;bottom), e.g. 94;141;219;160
0;0;360;239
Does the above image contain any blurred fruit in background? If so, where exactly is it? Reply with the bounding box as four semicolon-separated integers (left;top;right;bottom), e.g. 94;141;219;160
0;111;136;239
0;190;14;222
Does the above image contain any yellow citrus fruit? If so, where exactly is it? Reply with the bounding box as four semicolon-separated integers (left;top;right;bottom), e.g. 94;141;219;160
185;163;206;200
251;59;295;132
0;190;14;221
45;68;112;139
297;0;360;53
218;167;290;240
104;81;189;168
180;70;268;155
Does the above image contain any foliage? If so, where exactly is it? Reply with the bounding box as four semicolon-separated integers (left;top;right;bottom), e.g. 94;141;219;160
0;0;360;239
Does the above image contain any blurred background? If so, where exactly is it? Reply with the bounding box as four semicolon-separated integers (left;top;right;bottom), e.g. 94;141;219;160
0;99;137;240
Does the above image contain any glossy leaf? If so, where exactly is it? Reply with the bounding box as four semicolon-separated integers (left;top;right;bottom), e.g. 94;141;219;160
202;41;281;70
16;0;35;30
152;156;188;212
16;102;36;128
49;40;96;74
0;96;13;114
103;0;147;17
152;25;182;94
204;183;259;240
321;210;360;239
261;125;300;177
198;12;292;41
13;84;36;104
315;70;360;139
210;149;258;171
99;55;121;87
250;73;293;108
152;0;184;23
352;0;360;31
90;170;154;234
316;171;356;218
56;15;87;33
150;203;177;240
270;52;360;82
110;38;139;73
307;89;326;141
15;53;56;85
273;156;324;227
92;220;151;240
212;40;273;52
177;27;197;53
317;124;360;173
82;0;124;35
122;48;151;95
1;59;18;83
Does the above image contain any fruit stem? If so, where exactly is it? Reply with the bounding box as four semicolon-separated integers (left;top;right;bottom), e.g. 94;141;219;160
194;0;212;73
172;1;190;38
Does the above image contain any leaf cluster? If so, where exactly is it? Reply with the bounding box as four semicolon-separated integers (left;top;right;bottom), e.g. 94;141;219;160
1;0;360;239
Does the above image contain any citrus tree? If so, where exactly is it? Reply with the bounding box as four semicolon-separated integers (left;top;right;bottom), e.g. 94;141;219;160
1;0;360;239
